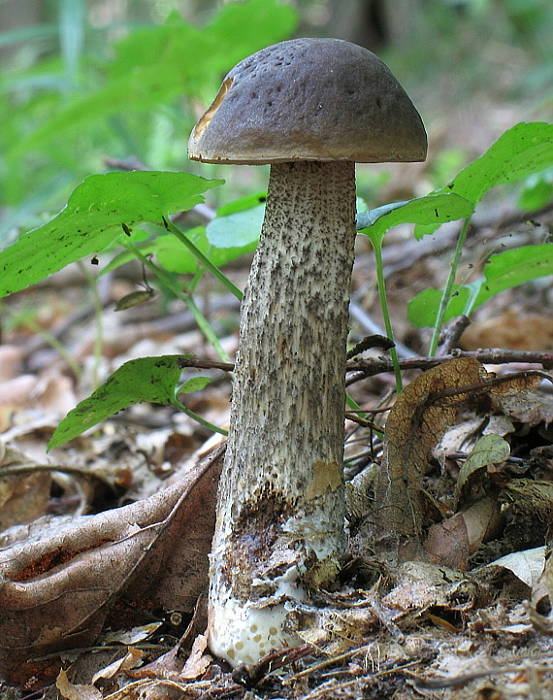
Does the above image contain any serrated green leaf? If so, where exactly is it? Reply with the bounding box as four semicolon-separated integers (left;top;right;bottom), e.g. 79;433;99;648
414;122;553;239
357;192;473;245
408;243;553;327
448;122;553;203
0;171;222;297
48;355;190;448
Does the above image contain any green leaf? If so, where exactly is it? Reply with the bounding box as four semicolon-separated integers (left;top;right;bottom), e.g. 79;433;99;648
357;193;474;245
0;171;222;297
446;122;553;204
456;434;511;502
518;167;553;211
48;355;192;448
178;376;212;393
105;225;256;276
207;204;265;248
415;122;553;238
465;434;511;470
408;243;553;327
217;192;267;216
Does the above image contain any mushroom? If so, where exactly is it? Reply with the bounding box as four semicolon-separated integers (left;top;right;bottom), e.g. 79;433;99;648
188;37;427;666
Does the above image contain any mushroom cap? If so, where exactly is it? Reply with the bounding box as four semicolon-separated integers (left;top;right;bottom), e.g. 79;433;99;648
188;38;427;165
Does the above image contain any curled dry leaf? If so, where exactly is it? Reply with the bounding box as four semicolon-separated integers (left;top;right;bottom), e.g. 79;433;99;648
377;357;486;551
376;358;545;556
0;445;223;687
179;634;211;680
425;497;502;571
487;546;546;590
91;647;145;683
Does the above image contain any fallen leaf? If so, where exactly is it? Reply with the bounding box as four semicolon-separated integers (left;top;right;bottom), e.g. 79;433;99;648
0;444;224;687
91;647;145;683
180;634;211;680
56;669;102;700
486;547;546;589
377;357;485;549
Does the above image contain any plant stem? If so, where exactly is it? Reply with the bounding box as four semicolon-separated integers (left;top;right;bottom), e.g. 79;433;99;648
171;395;228;436
372;240;403;393
428;216;471;356
1;306;83;380
185;294;231;363
126;244;231;363
164;218;243;301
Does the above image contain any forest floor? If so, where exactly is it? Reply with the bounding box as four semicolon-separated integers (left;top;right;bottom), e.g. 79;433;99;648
1;97;553;699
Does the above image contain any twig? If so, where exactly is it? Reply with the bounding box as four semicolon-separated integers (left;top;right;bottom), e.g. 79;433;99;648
347;348;553;379
0;463;114;489
437;314;471;355
410;658;553;689
348;301;416;359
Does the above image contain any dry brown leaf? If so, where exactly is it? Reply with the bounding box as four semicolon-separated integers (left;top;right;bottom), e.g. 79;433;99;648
180;634;211;680
0;444;52;530
382;561;477;613
0;345;23;381
425;497;502;570
56;669;103;700
461;310;553;351
91;648;145;683
0;444;223;687
377;357;486;549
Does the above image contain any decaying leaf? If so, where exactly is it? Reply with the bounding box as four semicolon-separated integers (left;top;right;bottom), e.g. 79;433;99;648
377;358;486;550
376;358;546;555
0;444;223;687
91;647;145;683
383;560;478;614
425;497;502;570
486;546;546;589
56;669;103;700
180;634;211;680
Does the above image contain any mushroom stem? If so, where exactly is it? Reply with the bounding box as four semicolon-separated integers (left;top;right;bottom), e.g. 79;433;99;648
208;160;356;665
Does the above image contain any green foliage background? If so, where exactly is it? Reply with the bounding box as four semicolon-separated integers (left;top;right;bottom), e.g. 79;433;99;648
0;0;297;245
2;0;552;246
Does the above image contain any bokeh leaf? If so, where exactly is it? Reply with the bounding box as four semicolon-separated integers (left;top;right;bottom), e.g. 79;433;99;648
7;0;297;159
207;205;265;248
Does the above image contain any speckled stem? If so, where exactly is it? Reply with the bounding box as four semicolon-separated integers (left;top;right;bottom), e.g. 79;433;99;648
208;161;356;665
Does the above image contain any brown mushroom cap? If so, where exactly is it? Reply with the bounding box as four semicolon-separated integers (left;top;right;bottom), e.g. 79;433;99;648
188;38;427;165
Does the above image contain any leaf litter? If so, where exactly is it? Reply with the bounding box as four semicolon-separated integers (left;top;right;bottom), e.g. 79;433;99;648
2;137;553;698
0;350;552;698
